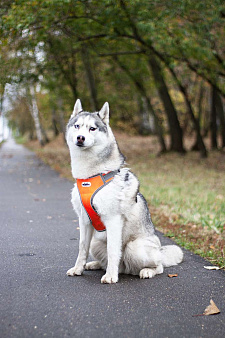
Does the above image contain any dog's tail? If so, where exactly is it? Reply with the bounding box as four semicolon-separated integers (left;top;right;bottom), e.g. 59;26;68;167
161;245;183;267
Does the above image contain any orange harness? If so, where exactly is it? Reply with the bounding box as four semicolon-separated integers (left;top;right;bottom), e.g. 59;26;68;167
76;171;119;232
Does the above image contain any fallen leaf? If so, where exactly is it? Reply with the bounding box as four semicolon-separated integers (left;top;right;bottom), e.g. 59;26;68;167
168;274;178;278
203;299;220;316
193;299;220;317
204;266;220;270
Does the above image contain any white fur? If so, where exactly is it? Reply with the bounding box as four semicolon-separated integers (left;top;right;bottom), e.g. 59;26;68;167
71;98;83;118
66;100;183;283
98;102;109;124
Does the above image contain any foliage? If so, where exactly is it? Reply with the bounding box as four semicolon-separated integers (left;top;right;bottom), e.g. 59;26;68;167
0;0;224;149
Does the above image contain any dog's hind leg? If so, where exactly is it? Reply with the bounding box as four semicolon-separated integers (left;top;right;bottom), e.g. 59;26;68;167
88;237;108;270
123;237;164;278
85;261;102;270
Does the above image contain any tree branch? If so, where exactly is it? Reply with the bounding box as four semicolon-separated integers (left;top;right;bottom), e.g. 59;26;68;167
98;50;146;57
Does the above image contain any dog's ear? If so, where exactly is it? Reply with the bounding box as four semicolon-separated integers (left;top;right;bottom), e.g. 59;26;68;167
98;102;109;124
71;99;83;118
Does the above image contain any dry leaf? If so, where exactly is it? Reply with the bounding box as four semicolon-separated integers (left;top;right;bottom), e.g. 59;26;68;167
168;274;178;278
203;299;220;316
204;266;220;270
193;299;220;317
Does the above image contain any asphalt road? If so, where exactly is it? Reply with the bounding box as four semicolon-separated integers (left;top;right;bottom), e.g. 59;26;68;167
0;138;224;338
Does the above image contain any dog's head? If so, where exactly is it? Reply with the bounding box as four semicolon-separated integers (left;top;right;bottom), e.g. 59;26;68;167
66;99;110;150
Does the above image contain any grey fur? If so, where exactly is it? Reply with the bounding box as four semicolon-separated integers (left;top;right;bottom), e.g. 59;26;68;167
137;192;155;234
68;111;108;134
125;172;129;181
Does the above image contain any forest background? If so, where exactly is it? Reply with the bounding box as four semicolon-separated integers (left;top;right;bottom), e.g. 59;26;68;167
0;0;225;266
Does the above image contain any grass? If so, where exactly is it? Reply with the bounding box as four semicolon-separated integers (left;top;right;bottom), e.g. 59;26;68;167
26;132;225;268
134;158;225;234
15;135;28;144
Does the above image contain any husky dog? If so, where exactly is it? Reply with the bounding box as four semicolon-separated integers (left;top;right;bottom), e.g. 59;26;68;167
66;99;183;284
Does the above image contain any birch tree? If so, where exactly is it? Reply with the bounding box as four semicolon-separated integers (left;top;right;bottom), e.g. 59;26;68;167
28;86;45;146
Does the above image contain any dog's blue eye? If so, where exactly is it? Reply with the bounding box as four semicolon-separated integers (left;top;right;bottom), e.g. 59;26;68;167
74;125;79;129
90;127;97;132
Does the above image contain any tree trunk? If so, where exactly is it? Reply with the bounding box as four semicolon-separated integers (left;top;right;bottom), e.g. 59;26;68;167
167;67;207;157
197;81;204;124
148;54;185;153
192;81;205;149
0;84;5;115
81;46;98;111
183;99;207;157
137;95;155;135
145;96;167;153
213;87;225;148
210;86;218;149
41;126;49;144
52;107;59;137
58;97;66;143
29;129;34;141
113;56;167;152
29;86;45;146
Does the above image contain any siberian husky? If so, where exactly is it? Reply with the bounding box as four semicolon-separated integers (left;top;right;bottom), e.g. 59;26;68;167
66;99;183;284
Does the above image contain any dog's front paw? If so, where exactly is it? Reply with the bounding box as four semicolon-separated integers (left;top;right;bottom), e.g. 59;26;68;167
101;273;118;284
67;266;83;276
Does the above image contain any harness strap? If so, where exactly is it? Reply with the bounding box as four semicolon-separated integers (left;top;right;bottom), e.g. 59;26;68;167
77;170;119;232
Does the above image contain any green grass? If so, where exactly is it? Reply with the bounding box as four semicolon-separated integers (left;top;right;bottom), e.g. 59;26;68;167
14;134;28;144
132;156;225;235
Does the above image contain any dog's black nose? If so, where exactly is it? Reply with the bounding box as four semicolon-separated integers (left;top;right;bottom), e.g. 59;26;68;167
77;135;85;145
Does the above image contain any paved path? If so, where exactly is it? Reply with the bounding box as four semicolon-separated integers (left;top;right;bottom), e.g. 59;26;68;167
0;138;224;338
